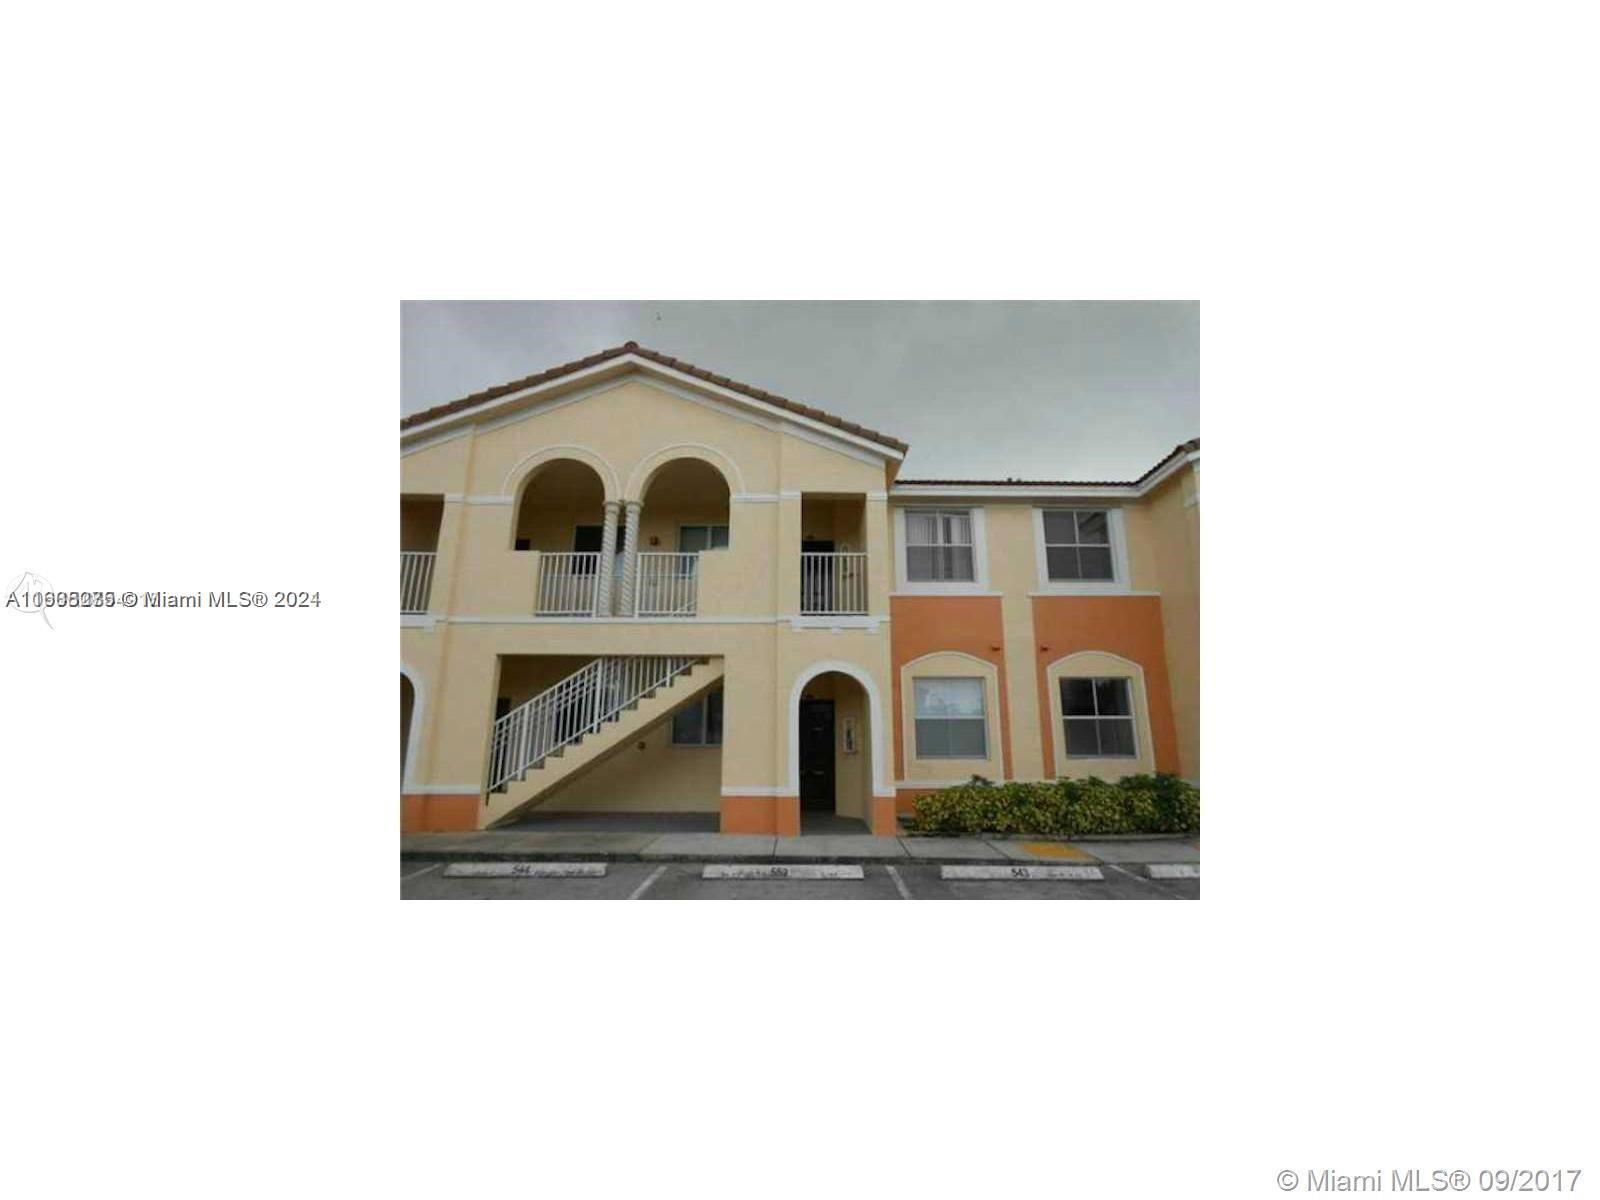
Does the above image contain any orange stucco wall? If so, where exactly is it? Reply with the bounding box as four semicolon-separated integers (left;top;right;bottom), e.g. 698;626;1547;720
721;795;800;835
400;793;479;833
1029;595;1181;777
889;595;1013;780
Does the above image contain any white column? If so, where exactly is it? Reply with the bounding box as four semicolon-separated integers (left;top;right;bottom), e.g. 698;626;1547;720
595;499;622;616
617;500;642;616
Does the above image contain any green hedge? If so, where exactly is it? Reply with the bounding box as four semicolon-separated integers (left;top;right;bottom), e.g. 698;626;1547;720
905;774;1198;837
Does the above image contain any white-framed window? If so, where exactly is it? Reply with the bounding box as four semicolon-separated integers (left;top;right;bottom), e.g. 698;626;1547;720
905;509;975;582
1032;507;1129;590
1060;677;1137;758
671;688;724;746
678;524;729;552
913;677;987;758
1042;510;1115;581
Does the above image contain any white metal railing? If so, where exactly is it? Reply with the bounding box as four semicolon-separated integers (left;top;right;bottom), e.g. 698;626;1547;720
401;551;436;613
635;552;699;617
486;655;700;793
536;552;601;615
800;552;867;615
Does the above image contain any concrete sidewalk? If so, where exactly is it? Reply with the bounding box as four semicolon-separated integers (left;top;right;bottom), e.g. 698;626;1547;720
400;831;1199;865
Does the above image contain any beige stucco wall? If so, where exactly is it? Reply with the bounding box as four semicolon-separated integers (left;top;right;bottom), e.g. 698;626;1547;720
1141;469;1199;778
540;705;722;812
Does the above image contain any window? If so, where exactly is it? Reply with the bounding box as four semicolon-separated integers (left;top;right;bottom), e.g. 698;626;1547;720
672;689;724;746
1061;677;1136;757
905;509;975;581
1042;510;1116;582
913;677;987;758
679;525;730;552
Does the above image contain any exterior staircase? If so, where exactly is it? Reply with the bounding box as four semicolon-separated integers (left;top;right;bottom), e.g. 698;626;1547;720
483;655;723;826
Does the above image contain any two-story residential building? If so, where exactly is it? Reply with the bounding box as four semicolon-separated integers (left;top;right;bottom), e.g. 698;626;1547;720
401;343;1198;837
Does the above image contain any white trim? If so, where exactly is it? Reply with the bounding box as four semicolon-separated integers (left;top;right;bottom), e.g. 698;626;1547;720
887;450;1197;502
459;494;513;506
500;443;622;503
625;441;745;499
892;505;992;594
783;615;884;631
731;493;783;503
1028;590;1160;598
889;591;1005;597
444;614;783;625
406;784;482;796
400;665;425;791
786;660;890;798
401;354;904;464
1030;506;1134;594
720;786;788;797
400;614;438;630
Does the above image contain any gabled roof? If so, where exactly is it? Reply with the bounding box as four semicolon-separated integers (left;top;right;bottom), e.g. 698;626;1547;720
400;341;910;454
896;438;1199;490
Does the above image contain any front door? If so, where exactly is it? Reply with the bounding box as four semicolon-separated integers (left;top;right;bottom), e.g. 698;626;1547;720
798;700;836;811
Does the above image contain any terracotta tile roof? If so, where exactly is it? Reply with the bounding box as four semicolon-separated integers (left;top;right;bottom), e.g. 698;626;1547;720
400;341;910;454
895;438;1199;489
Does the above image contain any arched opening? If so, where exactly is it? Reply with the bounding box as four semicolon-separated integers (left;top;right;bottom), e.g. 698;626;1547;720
400;672;416;783
512;458;609;551
794;669;875;833
515;458;612;615
634;458;731;616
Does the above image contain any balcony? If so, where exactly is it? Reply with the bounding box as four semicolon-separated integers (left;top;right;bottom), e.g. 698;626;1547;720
635;552;699;617
535;551;602;616
401;550;436;613
800;551;867;615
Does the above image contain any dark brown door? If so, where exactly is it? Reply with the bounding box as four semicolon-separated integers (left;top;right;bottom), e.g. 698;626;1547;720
798;700;835;811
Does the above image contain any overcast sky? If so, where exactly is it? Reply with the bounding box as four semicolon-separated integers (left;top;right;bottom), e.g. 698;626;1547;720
401;302;1197;480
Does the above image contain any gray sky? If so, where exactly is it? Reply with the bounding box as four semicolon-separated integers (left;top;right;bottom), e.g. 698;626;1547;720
401;302;1198;480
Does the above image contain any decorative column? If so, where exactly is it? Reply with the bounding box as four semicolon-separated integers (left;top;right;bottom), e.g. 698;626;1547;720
595;499;622;616
616;500;642;616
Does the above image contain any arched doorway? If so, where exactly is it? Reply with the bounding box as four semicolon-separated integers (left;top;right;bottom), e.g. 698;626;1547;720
792;668;877;833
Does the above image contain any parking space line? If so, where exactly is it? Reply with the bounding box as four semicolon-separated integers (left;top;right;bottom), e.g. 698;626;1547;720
443;862;606;878
942;864;1104;881
702;864;864;880
1102;862;1187;897
885;864;913;900
401;863;441;883
629;864;668;900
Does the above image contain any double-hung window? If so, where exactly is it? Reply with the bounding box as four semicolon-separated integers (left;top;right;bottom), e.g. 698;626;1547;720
913;677;987;758
672;688;724;746
1061;677;1136;757
905;509;975;582
1042;510;1116;582
678;525;729;552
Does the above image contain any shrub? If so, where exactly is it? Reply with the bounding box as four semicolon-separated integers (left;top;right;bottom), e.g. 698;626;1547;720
906;773;1198;837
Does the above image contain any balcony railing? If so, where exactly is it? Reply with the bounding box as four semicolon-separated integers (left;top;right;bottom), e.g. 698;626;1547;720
401;551;436;614
536;552;601;615
800;551;867;615
635;552;698;617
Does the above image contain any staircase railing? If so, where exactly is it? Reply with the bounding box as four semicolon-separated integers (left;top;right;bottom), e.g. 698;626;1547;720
486;655;700;794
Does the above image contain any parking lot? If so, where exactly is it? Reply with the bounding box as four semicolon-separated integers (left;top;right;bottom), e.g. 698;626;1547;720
400;858;1199;900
